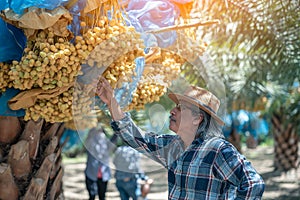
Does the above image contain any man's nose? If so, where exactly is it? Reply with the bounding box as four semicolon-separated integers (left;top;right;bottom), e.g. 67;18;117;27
170;107;177;115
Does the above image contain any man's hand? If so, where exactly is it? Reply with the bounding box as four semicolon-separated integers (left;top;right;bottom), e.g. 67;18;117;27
95;76;125;121
96;77;114;107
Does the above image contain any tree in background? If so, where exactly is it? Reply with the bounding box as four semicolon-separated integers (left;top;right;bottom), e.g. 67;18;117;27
194;0;299;172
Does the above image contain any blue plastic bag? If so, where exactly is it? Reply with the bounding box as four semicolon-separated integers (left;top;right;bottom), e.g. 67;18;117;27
222;114;233;138
94;56;145;110
0;0;69;15
77;55;145;111
257;118;269;136
60;128;87;151
246;112;260;139
67;0;87;36
232;110;249;133
126;0;179;48
114;56;145;108
0;88;25;117
0;0;9;11
0;18;26;62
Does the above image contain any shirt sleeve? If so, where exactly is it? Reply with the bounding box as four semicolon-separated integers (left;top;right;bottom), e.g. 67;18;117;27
214;142;265;199
111;112;185;167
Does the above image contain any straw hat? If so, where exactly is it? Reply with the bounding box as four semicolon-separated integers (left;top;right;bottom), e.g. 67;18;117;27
168;86;225;125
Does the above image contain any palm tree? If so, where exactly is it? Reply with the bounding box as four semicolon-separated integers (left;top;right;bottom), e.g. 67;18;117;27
192;0;299;172
0;116;65;199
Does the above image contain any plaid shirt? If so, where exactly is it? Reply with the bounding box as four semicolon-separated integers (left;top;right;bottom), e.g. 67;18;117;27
111;113;265;199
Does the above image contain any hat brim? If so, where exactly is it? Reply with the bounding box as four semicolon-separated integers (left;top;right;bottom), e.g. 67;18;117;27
168;93;225;126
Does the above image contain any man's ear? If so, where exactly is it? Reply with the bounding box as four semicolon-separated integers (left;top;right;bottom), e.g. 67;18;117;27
192;114;203;125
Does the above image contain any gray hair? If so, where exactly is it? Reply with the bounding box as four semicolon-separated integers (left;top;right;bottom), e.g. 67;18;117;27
191;109;224;140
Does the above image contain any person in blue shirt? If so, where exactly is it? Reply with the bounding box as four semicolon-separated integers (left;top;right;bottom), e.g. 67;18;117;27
96;77;265;199
113;144;144;200
84;126;117;200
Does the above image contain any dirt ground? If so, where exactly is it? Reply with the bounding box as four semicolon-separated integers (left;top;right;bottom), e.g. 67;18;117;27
62;145;300;200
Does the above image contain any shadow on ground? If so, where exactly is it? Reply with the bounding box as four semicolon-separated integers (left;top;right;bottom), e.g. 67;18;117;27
243;145;300;200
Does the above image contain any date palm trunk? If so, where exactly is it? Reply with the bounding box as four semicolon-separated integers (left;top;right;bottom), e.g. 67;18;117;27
271;114;299;172
0;116;65;200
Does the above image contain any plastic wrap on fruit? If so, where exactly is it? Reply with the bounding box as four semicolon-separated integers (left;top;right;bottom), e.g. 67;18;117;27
126;0;179;48
0;0;69;15
115;56;145;108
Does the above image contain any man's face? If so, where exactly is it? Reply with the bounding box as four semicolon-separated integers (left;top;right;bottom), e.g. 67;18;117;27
169;102;197;135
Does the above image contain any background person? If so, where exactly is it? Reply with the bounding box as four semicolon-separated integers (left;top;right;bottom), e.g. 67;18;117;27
96;77;265;199
84;125;117;200
113;144;152;200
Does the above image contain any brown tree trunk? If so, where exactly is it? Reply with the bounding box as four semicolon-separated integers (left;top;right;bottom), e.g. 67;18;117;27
0;116;65;200
271;115;299;172
227;129;242;153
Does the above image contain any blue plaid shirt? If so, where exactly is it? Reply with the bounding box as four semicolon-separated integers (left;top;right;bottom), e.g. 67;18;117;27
111;113;265;199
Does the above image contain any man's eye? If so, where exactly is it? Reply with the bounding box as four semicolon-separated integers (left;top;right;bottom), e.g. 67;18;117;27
176;104;193;111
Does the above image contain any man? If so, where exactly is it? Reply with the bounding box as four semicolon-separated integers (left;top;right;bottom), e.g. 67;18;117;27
96;77;265;199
